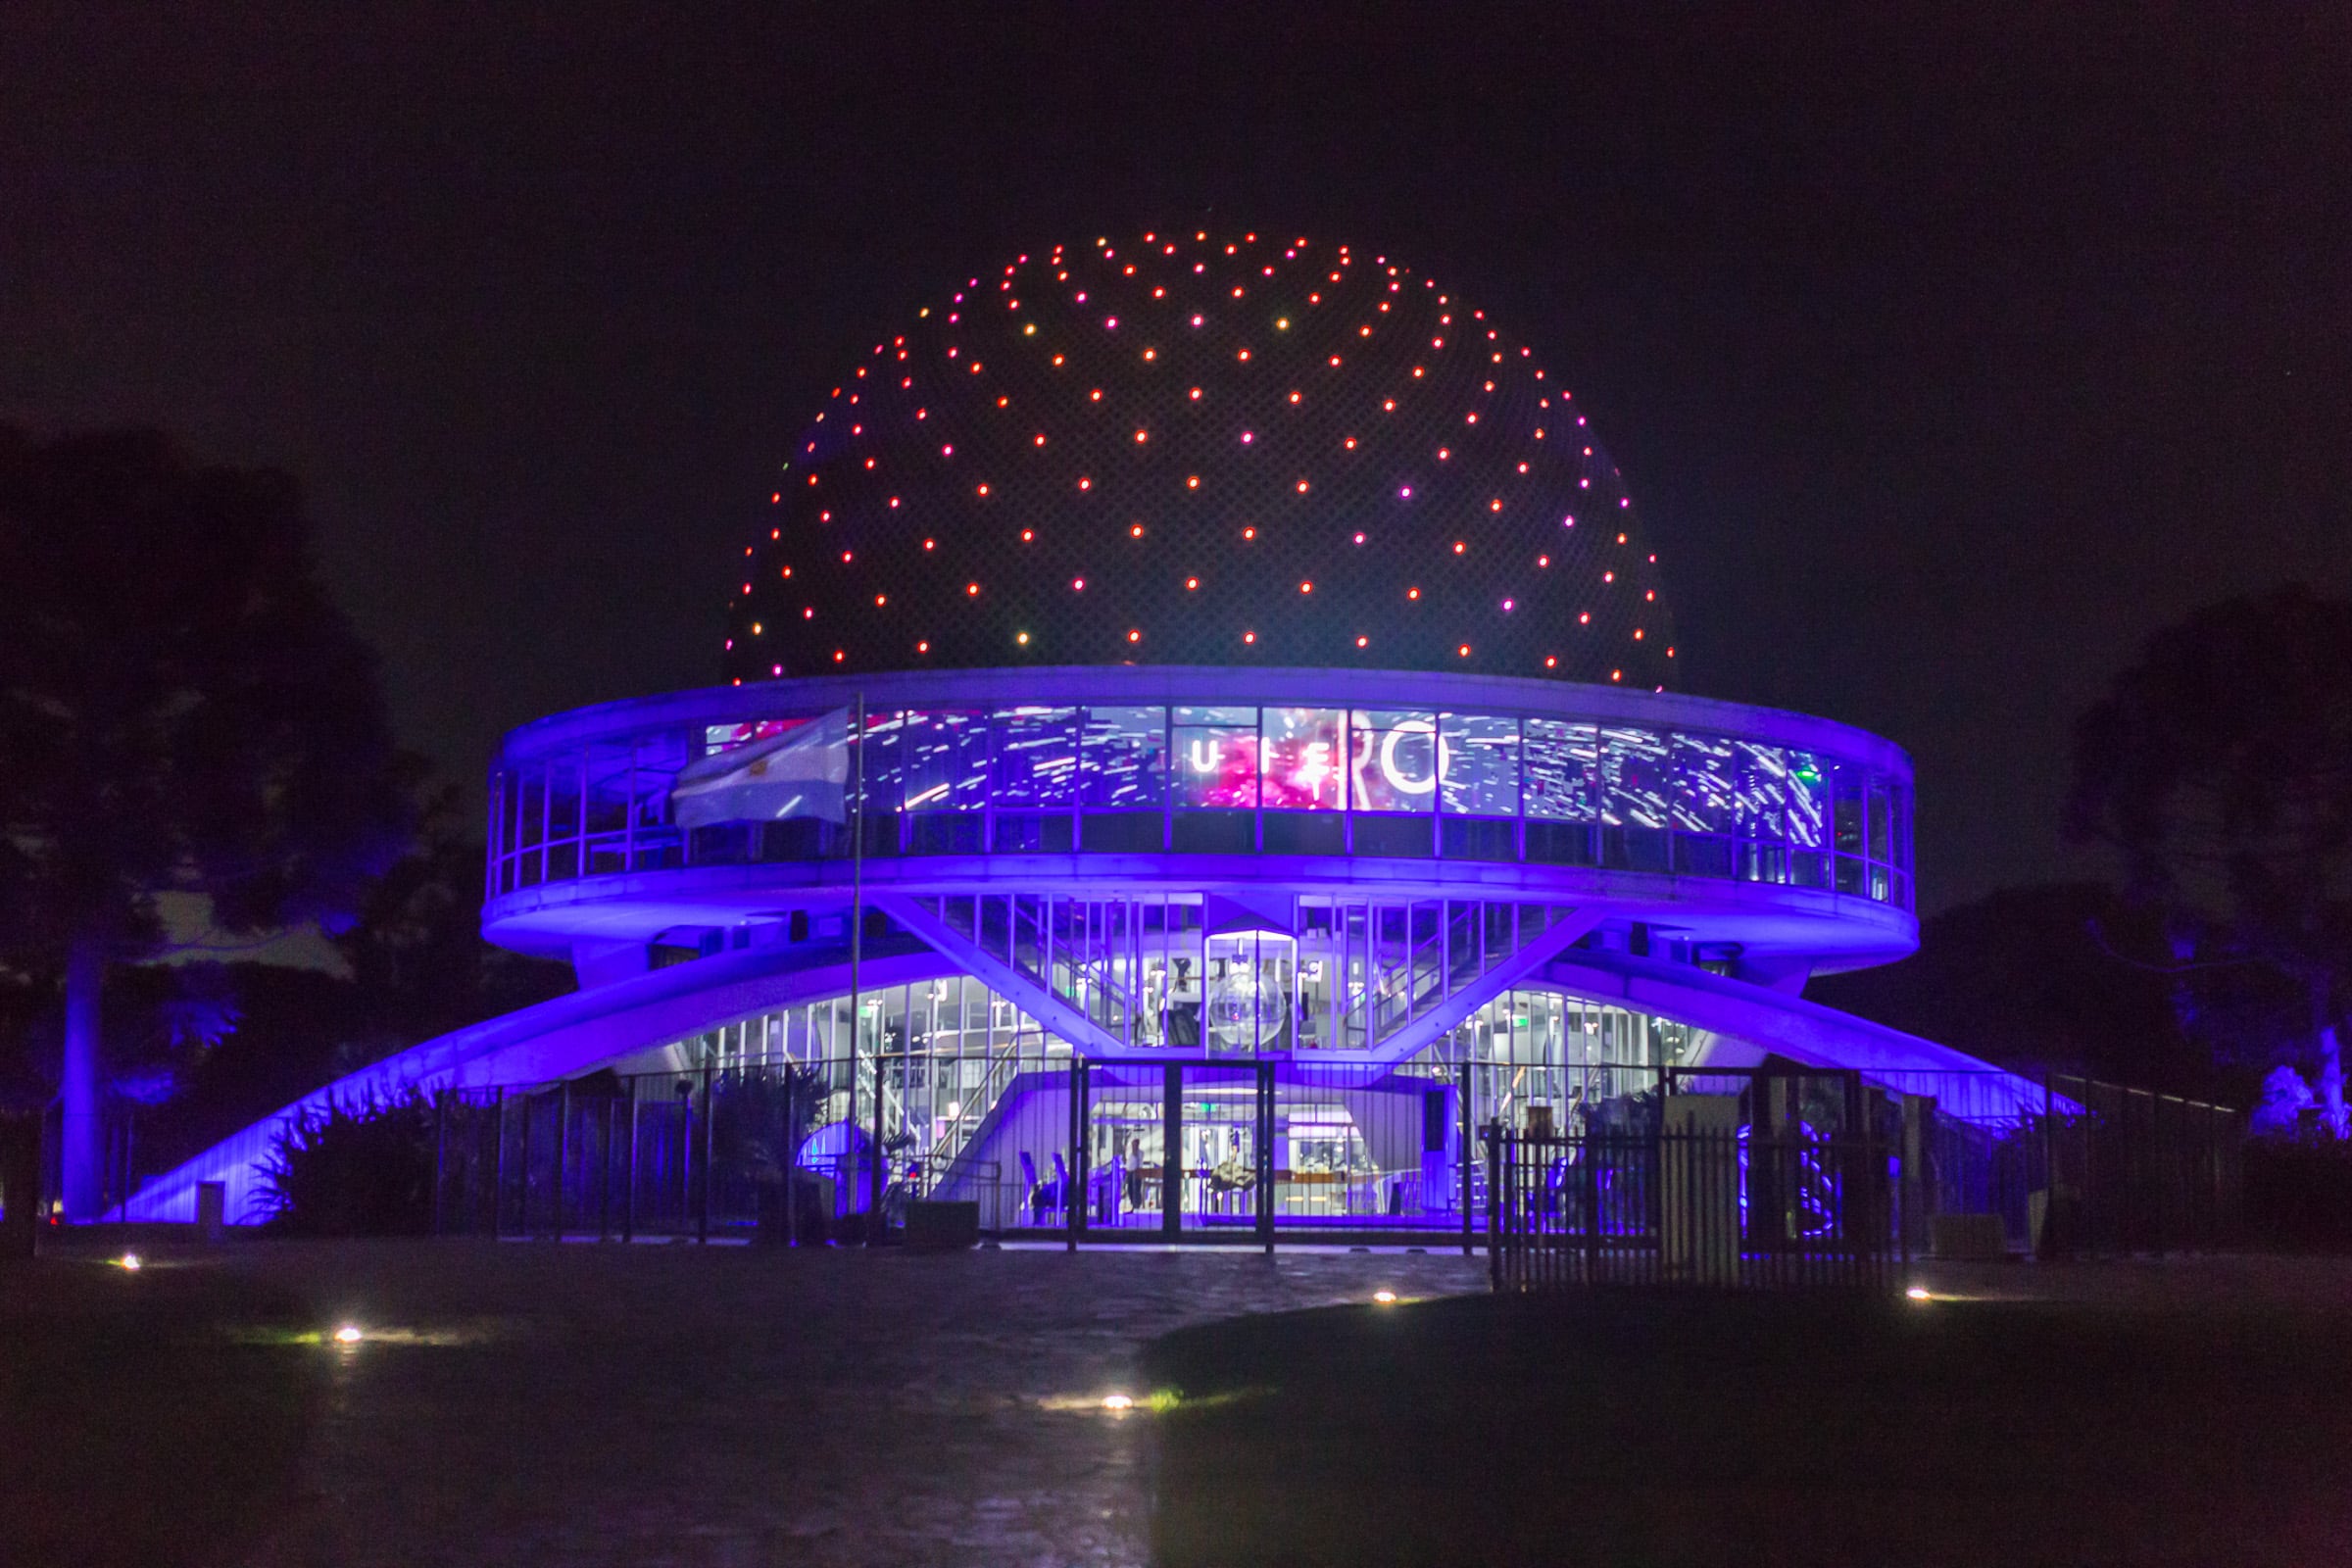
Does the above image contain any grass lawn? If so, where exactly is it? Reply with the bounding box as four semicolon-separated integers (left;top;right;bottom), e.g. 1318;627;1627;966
0;1254;321;1568
1142;1286;2352;1567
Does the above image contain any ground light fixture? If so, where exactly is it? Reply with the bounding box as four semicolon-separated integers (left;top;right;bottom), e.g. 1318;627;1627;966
1372;1290;1397;1304
1101;1394;1134;1412
1905;1286;1931;1301
118;1252;141;1271
334;1324;365;1345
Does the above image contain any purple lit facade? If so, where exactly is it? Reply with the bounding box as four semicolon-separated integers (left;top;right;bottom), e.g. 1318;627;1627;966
131;232;2028;1232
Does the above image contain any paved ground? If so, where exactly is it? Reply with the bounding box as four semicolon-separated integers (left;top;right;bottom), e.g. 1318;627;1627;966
196;1240;1487;1567
24;1239;2352;1567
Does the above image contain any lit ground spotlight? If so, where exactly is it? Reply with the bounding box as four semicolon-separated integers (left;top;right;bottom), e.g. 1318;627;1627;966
1373;1290;1397;1304
1102;1394;1134;1412
118;1252;141;1271
1905;1286;1932;1301
334;1324;365;1345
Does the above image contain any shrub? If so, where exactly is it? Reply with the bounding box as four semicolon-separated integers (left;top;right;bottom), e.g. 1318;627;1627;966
255;1086;436;1235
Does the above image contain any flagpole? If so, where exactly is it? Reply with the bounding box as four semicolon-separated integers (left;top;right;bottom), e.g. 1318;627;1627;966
854;691;881;1240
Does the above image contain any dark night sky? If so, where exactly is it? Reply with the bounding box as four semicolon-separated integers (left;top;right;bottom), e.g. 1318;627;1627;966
4;5;2347;913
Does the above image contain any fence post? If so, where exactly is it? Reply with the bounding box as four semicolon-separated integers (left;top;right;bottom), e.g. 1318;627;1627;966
622;1075;638;1245
492;1087;508;1241
1161;1061;1183;1241
1459;1052;1476;1256
554;1079;570;1243
1255;1059;1275;1257
2037;1068;2055;1260
432;1091;447;1237
1487;1124;1503;1293
1584;1121;1601;1284
696;1065;712;1246
783;1070;798;1250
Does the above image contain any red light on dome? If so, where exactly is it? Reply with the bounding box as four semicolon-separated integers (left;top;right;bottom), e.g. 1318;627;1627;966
834;651;845;662
1298;581;1312;594
1545;656;1558;668
1452;541;1466;555
782;565;795;577
1243;631;1256;644
874;594;887;607
1352;532;1365;545
1383;399;1396;412
1537;556;1549;567
1185;576;1200;590
966;583;981;596
1237;349;1250;361
1189;387;1202;400
1633;628;1644;639
1242;527;1256;540
1501;599;1515;612
1127;629;1142;643
1130;522;1146;537
1078;477;1092;490
1457;645;1471;658
1407;587;1420;600
1610;669;1622;682
1356;635;1369;648
1134;429;1149;443
1398;486;1412;499
1296;480;1309;493
770;492;780;504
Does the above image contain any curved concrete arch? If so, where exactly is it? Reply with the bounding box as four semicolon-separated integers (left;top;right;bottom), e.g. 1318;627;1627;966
126;943;958;1224
1538;946;2047;1120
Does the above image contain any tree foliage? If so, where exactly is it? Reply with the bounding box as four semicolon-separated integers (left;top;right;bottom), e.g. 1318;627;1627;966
254;1086;436;1236
0;425;412;1209
2067;585;2352;1119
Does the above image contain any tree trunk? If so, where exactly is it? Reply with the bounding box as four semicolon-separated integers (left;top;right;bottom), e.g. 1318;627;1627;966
61;934;104;1221
2318;1020;2348;1140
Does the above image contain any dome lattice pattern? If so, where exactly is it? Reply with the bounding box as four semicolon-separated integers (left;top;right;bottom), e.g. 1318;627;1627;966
725;231;1675;687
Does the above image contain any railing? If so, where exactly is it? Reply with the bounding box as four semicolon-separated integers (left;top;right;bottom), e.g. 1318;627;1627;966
1487;1121;1894;1293
486;690;1918;912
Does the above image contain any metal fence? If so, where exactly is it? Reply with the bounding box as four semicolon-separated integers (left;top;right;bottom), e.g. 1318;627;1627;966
1487;1072;1894;1293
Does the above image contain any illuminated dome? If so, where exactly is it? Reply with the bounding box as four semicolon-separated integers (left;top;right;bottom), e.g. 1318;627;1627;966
725;230;1676;686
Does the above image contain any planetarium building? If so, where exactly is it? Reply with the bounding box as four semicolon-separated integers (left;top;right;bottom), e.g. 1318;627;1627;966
135;230;2028;1240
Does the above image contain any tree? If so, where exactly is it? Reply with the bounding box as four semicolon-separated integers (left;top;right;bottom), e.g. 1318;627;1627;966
1805;881;2238;1098
0;427;410;1216
2067;586;2352;1133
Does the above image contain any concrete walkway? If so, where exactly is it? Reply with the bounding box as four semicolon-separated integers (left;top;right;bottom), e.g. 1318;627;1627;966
214;1240;1488;1567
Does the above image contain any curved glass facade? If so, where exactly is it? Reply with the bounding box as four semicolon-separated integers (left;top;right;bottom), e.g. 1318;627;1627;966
488;697;1913;908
